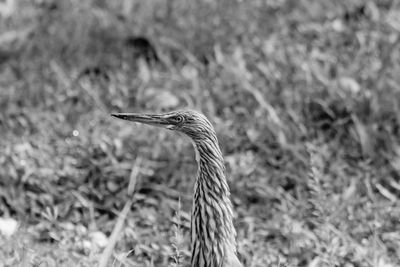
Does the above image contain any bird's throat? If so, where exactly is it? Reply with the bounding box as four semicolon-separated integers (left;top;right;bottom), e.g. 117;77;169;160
190;139;238;266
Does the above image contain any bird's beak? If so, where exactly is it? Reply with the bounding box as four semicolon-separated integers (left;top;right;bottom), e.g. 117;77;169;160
111;113;169;127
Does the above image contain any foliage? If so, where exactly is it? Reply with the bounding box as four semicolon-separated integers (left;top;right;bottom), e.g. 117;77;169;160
0;0;399;266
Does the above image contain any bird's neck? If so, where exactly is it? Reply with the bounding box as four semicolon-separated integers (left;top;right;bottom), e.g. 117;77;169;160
190;137;238;266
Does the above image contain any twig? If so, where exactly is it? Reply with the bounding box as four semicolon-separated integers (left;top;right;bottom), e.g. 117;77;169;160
98;198;133;267
375;184;397;202
98;158;142;266
128;157;142;196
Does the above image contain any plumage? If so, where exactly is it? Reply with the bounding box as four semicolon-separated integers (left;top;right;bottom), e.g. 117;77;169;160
112;110;242;267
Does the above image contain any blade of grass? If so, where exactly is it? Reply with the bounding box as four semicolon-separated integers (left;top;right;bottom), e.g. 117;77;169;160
98;198;133;267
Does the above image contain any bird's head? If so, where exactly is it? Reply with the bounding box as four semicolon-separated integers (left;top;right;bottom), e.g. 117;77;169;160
111;110;216;141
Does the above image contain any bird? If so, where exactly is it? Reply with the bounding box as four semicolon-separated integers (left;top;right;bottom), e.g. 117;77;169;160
111;110;242;267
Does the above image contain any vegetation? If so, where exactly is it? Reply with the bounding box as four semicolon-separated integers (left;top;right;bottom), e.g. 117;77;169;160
0;0;399;266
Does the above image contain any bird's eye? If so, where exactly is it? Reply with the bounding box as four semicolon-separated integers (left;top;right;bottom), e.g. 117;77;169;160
172;115;184;123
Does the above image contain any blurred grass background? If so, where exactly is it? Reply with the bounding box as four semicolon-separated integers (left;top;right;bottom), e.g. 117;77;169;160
0;0;400;266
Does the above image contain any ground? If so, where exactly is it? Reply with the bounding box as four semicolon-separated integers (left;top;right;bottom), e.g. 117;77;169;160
0;0;399;266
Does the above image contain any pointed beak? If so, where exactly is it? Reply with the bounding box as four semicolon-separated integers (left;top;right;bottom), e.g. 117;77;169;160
111;113;169;127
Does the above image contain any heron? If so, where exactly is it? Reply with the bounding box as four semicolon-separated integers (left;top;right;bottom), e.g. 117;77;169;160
112;110;242;267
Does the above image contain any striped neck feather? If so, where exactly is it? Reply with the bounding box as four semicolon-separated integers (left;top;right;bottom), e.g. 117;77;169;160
190;137;237;267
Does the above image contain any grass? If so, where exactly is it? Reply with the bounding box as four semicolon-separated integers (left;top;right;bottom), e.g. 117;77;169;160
0;0;400;266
